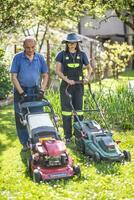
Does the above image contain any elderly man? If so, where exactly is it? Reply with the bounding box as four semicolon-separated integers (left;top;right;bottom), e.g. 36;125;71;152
10;36;48;151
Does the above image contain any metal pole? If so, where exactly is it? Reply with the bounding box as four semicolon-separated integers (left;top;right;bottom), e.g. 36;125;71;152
14;44;17;54
46;40;50;87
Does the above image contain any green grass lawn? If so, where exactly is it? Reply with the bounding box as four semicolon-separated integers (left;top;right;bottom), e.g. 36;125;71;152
92;69;134;92
0;104;134;200
0;70;134;200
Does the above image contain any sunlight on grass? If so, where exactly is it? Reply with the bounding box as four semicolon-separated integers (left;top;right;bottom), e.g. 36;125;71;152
91;70;134;92
120;70;134;78
0;108;134;200
0;72;134;200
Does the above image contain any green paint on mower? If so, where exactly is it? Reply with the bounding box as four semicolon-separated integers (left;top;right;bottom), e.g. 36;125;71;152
74;120;131;162
65;83;131;163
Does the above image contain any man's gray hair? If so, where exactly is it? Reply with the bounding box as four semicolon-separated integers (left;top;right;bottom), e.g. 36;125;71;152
23;36;36;45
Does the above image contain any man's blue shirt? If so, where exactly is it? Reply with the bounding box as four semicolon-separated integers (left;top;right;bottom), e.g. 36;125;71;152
10;51;48;87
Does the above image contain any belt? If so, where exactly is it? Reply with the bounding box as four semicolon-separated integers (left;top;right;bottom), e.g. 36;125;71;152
21;85;39;89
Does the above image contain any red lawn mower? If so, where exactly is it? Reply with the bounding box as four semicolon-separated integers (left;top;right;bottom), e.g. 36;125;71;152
19;97;81;183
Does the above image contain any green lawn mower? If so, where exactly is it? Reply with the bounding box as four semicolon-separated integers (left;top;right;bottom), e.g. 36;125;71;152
65;83;131;162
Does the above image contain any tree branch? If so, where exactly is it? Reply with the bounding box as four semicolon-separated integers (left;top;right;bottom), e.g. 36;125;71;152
39;22;49;53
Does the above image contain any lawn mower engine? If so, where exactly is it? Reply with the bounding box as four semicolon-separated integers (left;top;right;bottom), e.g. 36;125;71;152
74;120;131;162
32;139;68;167
28;137;80;183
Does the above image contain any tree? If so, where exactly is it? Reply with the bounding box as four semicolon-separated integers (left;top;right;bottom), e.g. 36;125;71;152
75;0;134;32
0;0;32;35
21;0;78;52
100;0;134;31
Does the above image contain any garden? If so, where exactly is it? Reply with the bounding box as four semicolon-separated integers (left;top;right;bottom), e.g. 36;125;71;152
0;71;134;200
0;0;134;199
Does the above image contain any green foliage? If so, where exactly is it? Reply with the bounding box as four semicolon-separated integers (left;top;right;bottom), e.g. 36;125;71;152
46;89;62;126
0;65;12;100
49;44;62;76
83;0;134;31
46;73;134;130
101;85;134;130
0;49;12;100
84;81;134;130
94;41;134;80
21;0;78;52
104;0;134;31
0;0;32;35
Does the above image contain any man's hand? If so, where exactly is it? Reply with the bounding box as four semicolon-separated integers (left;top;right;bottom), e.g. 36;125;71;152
38;89;44;100
20;92;27;102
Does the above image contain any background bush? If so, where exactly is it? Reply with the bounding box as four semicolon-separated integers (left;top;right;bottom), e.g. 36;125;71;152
94;41;134;81
0;49;12;100
84;84;134;130
46;83;134;131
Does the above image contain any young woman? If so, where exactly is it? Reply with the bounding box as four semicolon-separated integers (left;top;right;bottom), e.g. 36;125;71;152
55;33;92;144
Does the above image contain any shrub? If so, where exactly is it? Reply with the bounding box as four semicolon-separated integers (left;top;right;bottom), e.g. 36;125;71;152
46;83;134;130
84;84;134;130
94;41;134;80
0;49;12;100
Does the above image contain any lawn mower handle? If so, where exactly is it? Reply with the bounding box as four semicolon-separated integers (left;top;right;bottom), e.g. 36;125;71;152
18;94;53;114
65;82;84;129
65;82;110;132
87;83;110;131
19;93;48;104
18;94;59;131
65;80;83;96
